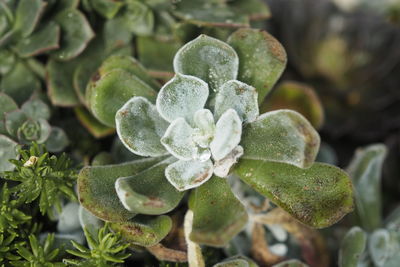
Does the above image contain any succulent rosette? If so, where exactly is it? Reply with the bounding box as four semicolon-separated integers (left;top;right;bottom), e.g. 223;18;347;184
78;29;354;249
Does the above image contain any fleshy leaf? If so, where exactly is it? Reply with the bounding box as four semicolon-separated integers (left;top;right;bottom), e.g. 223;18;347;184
44;127;69;153
121;0;154;36
116;97;168;157
228;29;287;103
210;109;242;161
13;0;45;38
89;69;157;127
17;118;51;144
173;35;239;92
184;210;205;267
189;177;248;247
241;110;320;168
57;202;81;233
74;107;115;138
115;157;185;214
346;144;387;232
156;74;209;124
214;145;243;178
0;135;18;172
214;80;259;123
0;93;18;134
260;81;324;129
91;0;123;19
5;109;27;137
21;97;50;120
111;215;172;247
193;109;215;148
14;22;60;58
78;157;166;222
52;9;94;61
161;118;198;161
339;226;367;267
214;256;259;267
234;160;354;228
369;229;392;267
272;260;308;267
165;159;214;191
79;206;104;238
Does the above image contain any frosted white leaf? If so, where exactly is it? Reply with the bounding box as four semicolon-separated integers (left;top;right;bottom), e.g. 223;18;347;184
213;145;243;177
270;243;288;257
266;224;288;242
192;109;215;148
116;97;169;157
214;80;259;123
184;210;205;267
57;202;81;233
173;35;239;92
156;73;209;124
210;109;242;161
161;118;198;161
165;159;214;191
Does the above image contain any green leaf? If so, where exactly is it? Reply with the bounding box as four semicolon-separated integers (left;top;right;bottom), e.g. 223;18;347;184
78;157;166;222
5;109;27;137
52;9;94;61
231;0;271;21
111;215;172;247
214;255;259;267
88;69;157;127
13;0;45;38
116;97;168;157
91;0;123;19
121;1;154;36
74;107;115;138
14;22;60;58
0;49;16;75
0;135;18;172
369;229;392;267
156;73;209;124
21;97;50;120
115;157;185;215
339;227;367;267
347;144;387;231
17;118;51;144
189;177;248;247
234;160;354;228
0;92;18;134
272;260;309;267
228;29;287;103
260;81;324;129
241;110;320;169
174;35;239;92
44;127;69;153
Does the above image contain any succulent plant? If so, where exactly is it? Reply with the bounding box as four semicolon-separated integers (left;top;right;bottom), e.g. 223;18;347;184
0;93;69;171
0;0;93;104
78;29;354;256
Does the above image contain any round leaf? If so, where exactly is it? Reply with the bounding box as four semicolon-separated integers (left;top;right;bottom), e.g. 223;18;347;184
339;226;367;267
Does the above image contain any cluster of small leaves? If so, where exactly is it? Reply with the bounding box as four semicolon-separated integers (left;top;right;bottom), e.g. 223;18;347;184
65;223;130;267
2;143;77;216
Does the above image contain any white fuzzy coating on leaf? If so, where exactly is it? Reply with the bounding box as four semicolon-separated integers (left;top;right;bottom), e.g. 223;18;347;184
115;97;169;157
213;145;243;178
161;118;199;161
210;109;242;161
193;109;215;148
156;73;209;124
214;80;259;123
173;35;239;92
165;159;214;191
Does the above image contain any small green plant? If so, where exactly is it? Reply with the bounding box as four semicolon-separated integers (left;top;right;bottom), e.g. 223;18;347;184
65;223;130;267
2;143;77;216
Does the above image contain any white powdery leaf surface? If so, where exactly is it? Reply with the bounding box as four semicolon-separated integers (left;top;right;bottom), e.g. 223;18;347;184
116;97;169;157
214;145;243;177
173;34;239;92
210;109;242;161
193;109;215;148
214;80;259;123
165;159;214;191
156;73;209;124
161;118;199;161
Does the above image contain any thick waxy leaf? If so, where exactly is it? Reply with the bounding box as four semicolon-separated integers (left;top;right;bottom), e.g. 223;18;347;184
98;55;160;90
234;160;354;228
193;109;215;148
0;50;16;75
115;157;185;214
369;229;393;267
189;177;248;247
241;110;320;168
111;215;172;247
165;159;214;191
78;157;165;222
44;127;69;153
103;17;133;51
21;98;50;120
17;118;51;144
1;61;40;104
156;74;209;124
5;109;27;137
89;69;157;127
214;145;243;178
174;35;239;92
116;97;168;157
52;9;94;61
0;135;18;172
14;22;60;58
261;81;324;129
121;1;154;36
210;109;242;161
347;144;386;232
231;0;271;21
14;0;45;38
0;93;18;133
91;0;123;19
214;80;259;123
161;118;198;160
339;227;367;267
272;260;308;267
74;107;115;138
79;206;104;238
214;256;259;267
228;29;287;103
